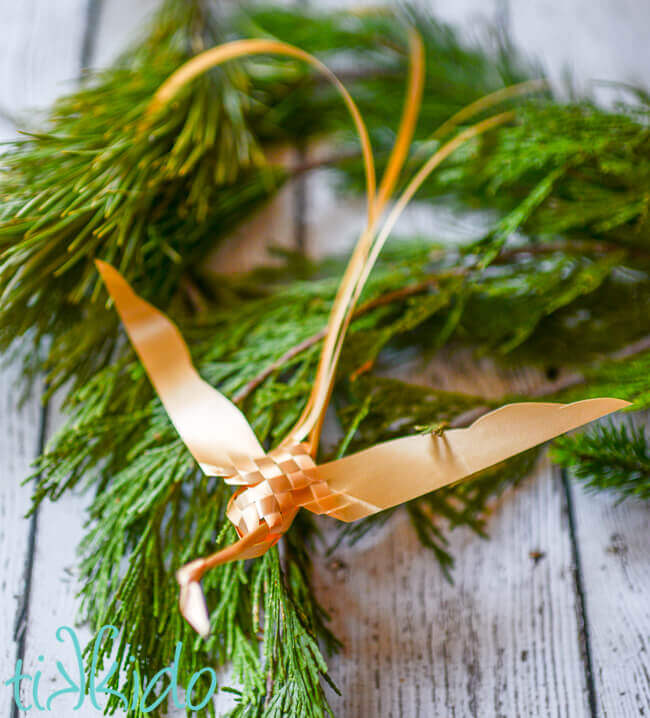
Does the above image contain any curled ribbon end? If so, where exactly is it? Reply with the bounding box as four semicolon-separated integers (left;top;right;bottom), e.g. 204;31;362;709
94;258;114;278
177;566;211;638
94;259;119;290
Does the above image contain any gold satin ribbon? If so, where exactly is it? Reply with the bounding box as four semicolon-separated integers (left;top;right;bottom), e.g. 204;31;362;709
96;32;630;636
95;261;628;636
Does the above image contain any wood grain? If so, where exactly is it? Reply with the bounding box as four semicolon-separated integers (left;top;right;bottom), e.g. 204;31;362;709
17;391;98;715
313;464;590;717
91;0;160;68
0;365;43;717
311;356;592;717
0;0;88;117
5;3;225;715
0;0;92;714
1;1;649;717
570;416;650;718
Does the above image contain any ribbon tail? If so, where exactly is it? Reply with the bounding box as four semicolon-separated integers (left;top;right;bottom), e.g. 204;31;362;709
309;398;631;522
95;260;265;480
177;569;211;637
176;524;271;636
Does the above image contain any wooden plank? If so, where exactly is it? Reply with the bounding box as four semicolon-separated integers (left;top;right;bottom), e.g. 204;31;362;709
0;1;101;715
0;1;92;715
509;0;650;102
91;0;160;68
312;357;591;717
569;416;650;718
7;1;266;713
18;391;102;717
11;2;247;713
9;1;169;713
313;466;589;717
0;0;88;117
0;365;43;717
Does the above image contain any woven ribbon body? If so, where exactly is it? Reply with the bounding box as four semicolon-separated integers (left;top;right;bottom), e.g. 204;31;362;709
226;443;350;553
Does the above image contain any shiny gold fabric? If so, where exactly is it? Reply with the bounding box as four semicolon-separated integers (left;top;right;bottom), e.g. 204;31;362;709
95;34;630;636
96;259;628;553
97;258;629;638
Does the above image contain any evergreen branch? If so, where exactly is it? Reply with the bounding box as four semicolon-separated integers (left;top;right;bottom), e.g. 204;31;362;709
236;244;649;405
35;232;650;716
3;1;650;399
0;1;539;394
232;271;456;403
6;4;650;717
553;420;650;501
0;0;280;392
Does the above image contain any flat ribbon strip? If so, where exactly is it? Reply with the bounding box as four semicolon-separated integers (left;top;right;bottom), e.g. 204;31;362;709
95;260;265;478
96;32;632;637
96;262;630;638
97;261;630;529
310;398;630;521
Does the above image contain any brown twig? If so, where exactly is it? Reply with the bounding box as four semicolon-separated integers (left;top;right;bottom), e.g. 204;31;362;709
313;67;399;86
610;334;650;360
233;241;648;405
233;276;445;403
290;148;363;176
525;334;650;398
527;371;585;397
495;239;650;261
449;406;491;428
234;332;325;404
181;275;209;314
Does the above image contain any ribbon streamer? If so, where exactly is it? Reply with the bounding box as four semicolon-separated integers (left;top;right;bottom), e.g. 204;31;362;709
95;261;628;636
97;31;629;636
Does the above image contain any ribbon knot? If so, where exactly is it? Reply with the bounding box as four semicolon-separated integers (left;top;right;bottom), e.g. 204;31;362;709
226;443;315;543
226;442;356;557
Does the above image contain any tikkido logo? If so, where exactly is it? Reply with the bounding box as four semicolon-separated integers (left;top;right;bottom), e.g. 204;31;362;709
4;625;218;713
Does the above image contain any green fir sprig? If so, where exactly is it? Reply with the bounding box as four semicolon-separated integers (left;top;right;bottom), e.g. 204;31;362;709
553;421;650;501
3;3;650;717
0;0;296;395
0;1;537;394
32;232;650;714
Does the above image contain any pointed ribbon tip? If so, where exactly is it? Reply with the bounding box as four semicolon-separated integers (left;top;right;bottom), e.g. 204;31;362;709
177;568;211;638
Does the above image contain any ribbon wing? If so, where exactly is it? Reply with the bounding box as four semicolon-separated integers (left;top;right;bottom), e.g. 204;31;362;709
311;398;630;521
96;261;264;479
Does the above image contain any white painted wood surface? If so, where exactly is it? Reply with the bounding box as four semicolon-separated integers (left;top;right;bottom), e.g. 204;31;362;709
312;359;593;716
0;1;648;716
0;366;42;718
570;415;650;718
314;462;589;716
573;485;650;718
0;2;91;716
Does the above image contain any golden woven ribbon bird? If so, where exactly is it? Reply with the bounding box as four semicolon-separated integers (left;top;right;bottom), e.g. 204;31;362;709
96;31;629;636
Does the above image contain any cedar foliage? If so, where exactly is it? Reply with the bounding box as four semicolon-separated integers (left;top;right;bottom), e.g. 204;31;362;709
553;421;650;501
1;1;648;716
